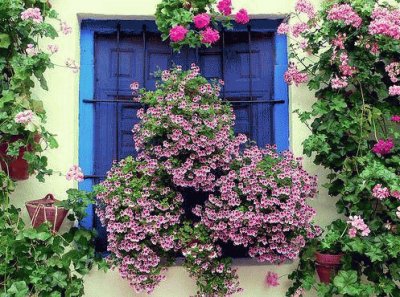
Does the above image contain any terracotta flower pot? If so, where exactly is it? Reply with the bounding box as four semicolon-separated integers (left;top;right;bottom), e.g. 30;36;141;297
0;135;40;181
26;194;69;233
315;252;343;284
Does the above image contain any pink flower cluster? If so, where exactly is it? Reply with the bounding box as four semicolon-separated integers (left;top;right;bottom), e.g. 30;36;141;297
389;86;400;96
66;165;84;182
292;22;309;38
265;271;279;287
96;157;183;293
369;7;400;40
193;13;210;29
196;145;320;263
277;23;290;35
284;63;308;86
169;25;188;42
235;9;249;25
391;115;400;123
372;184;390;200
21;7;43;23
217;0;232;16
372;139;394;155
14;110;34;124
201;27;220;44
133;65;246;192
327;4;362;28
347;215;370;238
385;62;400;83
295;0;315;19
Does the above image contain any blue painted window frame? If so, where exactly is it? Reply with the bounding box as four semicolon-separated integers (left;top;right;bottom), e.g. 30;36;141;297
78;19;289;230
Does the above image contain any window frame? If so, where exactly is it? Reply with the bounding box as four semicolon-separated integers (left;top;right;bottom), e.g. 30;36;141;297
78;19;289;231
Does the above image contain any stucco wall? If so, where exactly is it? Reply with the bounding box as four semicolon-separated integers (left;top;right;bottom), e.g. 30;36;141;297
10;0;338;296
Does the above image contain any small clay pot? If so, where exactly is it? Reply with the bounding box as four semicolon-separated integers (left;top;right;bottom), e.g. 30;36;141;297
315;252;343;284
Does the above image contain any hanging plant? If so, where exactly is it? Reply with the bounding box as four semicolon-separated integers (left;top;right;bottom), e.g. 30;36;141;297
155;0;250;51
97;65;319;296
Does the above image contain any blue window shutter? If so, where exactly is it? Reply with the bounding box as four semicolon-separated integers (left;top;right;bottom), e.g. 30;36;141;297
78;28;95;230
273;34;289;151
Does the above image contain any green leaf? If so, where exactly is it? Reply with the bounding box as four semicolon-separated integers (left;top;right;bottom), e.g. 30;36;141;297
0;33;10;48
333;270;360;296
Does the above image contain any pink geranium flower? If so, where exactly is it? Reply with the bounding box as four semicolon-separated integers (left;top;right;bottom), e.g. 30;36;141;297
15;110;34;124
295;0;316;18
389;86;400;96
265;271;279;287
217;0;232;16
284;63;308;86
277;23;290;35
372;139;394;155
235;9;249;25
372;184;390;200
327;4;362;28
193;13;210;29
201;27;220;44
169;25;188;42
21;7;43;23
66;165;84;182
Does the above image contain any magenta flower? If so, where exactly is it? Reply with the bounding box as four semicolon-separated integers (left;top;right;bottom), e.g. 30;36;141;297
201;27;220;44
348;227;357;238
217;0;232;16
372;139;394;155
169;25;188;42
193;13;211;29
389;86;400;96
235;9;249;25
265;271;279;287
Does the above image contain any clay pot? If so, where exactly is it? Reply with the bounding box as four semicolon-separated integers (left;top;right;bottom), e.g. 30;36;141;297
315;252;343;284
0;137;30;180
26;194;68;233
0;135;40;181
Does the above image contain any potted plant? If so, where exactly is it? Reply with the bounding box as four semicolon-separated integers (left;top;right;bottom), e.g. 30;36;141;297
155;0;250;51
311;220;347;284
25;193;69;232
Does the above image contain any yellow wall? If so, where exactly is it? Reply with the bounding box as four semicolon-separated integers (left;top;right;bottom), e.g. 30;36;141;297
10;0;338;296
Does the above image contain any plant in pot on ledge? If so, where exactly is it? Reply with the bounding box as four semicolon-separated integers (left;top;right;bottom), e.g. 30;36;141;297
0;0;60;182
